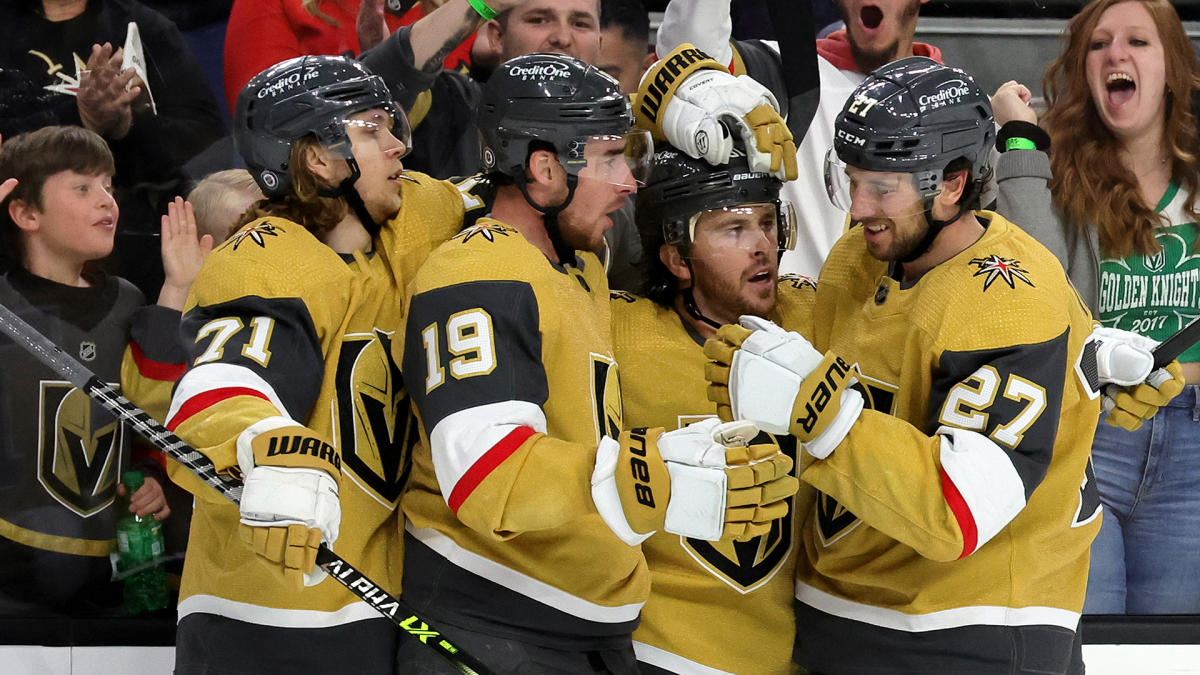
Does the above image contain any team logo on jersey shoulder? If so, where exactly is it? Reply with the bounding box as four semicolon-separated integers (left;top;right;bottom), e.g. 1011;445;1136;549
610;290;637;304
968;254;1034;291
454;222;513;244
779;274;816;290
37;382;122;516
229;222;283;251
682;433;795;593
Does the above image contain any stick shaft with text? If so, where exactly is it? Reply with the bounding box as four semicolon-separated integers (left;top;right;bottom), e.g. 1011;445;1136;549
0;302;492;675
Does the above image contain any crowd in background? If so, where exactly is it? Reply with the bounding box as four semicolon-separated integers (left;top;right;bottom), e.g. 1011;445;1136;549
0;0;1198;666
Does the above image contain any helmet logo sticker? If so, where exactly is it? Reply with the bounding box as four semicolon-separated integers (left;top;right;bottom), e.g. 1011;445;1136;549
79;341;96;362
482;147;495;169
260;171;278;190
507;62;571;80
918;80;972;112
835;128;866;147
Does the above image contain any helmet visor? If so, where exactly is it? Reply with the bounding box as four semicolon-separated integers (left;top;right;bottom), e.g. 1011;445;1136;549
685;201;796;256
340;105;413;159
568;130;653;189
823;147;934;219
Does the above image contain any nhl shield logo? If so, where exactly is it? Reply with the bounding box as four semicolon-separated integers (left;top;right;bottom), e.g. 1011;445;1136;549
79;341;97;362
37;382;122;517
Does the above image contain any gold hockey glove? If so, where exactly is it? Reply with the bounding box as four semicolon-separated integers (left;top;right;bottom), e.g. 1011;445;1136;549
591;419;796;545
636;43;797;181
705;316;864;459
236;419;341;587
1104;361;1185;431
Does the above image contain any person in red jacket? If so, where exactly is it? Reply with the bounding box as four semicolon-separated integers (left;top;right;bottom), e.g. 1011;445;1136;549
223;0;476;112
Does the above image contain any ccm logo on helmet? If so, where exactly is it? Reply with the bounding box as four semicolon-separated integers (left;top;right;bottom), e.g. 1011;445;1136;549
836;129;867;147
508;63;571;80
918;81;971;111
794;357;853;434
627;428;657;508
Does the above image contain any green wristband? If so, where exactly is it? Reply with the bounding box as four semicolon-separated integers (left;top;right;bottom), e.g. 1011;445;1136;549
467;0;498;21
1005;137;1037;152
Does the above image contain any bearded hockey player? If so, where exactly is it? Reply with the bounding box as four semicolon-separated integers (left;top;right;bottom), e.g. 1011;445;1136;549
612;145;812;674
162;55;466;673
397;53;797;672
707;57;1110;674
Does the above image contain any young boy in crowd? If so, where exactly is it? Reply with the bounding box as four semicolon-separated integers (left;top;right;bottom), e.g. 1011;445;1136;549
0;125;200;615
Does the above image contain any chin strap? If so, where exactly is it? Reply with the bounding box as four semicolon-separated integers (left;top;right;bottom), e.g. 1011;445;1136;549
515;172;579;265
317;157;380;236
680;256;724;331
901;177;984;264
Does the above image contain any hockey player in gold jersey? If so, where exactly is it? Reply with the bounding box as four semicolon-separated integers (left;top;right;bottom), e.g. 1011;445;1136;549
705;58;1148;674
161;56;466;673
398;53;797;672
613;145;811;675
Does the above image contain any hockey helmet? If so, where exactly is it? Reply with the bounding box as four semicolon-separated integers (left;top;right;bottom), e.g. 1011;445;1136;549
637;146;795;252
477;53;651;188
234;55;411;199
825;56;995;213
636;144;796;307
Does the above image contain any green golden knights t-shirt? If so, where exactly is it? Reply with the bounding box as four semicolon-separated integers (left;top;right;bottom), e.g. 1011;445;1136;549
1099;180;1200;363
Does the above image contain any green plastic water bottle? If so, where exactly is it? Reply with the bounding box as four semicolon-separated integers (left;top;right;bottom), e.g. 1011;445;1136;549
115;470;169;614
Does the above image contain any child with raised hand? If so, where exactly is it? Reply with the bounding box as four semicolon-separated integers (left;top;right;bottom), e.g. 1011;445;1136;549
0;125;181;615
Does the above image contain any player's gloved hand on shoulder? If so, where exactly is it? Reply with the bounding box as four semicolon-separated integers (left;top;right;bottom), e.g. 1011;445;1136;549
236;418;341;587
704;315;864;460
1104;361;1185;431
591;419;797;545
635;43;797;181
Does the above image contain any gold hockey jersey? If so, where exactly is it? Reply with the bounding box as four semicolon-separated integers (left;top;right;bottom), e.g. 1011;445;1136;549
612;278;816;675
399;218;645;647
793;212;1101;673
163;172;464;627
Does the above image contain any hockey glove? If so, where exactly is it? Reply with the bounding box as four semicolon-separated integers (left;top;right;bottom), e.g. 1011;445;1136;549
705;316;864;460
1103;361;1185;431
591;419;797;545
236;417;341;587
635;43;797;181
1089;326;1157;386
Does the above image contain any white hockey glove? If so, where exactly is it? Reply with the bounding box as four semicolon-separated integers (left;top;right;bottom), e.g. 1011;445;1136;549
636;43;797;181
236;417;341;587
705;316;864;460
1084;326;1185;431
1089;326;1157;386
591;419;797;545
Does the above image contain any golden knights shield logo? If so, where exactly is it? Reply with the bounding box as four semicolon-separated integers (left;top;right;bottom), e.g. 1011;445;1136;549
683;434;796;593
335;330;420;505
590;354;623;443
37;382;122;517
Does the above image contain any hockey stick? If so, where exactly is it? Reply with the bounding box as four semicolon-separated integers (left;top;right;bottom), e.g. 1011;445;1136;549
0;302;493;675
766;0;820;144
1153;316;1200;369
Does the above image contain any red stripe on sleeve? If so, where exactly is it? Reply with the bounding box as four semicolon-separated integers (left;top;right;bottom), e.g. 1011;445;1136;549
129;341;187;382
939;467;978;560
447;426;538;514
167;387;271;431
